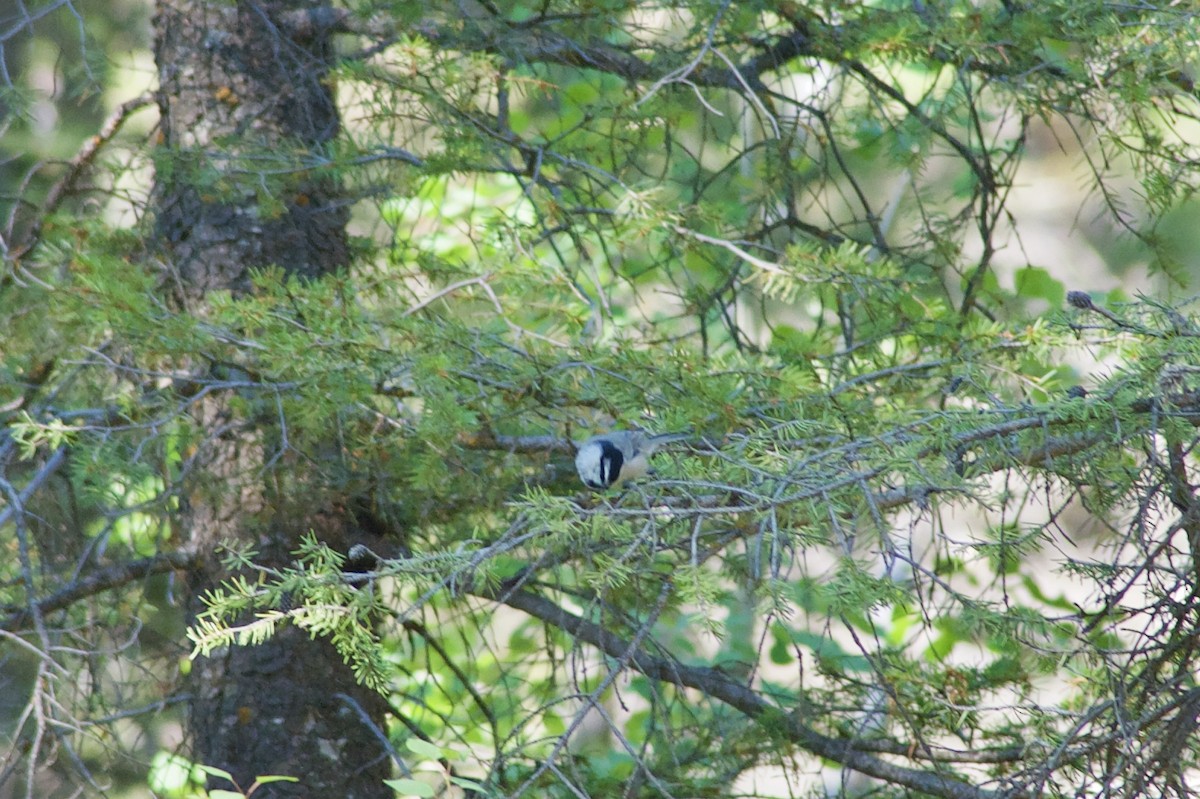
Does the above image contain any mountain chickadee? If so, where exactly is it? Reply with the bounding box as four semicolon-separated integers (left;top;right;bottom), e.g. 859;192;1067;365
574;430;689;490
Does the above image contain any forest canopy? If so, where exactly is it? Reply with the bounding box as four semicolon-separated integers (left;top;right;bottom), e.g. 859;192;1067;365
2;1;1200;798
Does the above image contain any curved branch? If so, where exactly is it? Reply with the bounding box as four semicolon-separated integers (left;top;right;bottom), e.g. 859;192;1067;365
1;550;199;631
492;582;1003;799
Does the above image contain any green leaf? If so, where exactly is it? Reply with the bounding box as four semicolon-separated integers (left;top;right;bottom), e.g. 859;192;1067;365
404;738;444;760
384;778;436;798
1014;266;1065;306
196;764;234;782
448;776;489;793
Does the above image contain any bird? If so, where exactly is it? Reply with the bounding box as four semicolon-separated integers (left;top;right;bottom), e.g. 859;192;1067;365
574;430;690;490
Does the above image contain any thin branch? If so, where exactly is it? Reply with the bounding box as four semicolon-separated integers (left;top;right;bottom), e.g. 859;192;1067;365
668;224;792;276
1;550;198;631
491;583;1003;799
0;446;68;529
6;92;155;264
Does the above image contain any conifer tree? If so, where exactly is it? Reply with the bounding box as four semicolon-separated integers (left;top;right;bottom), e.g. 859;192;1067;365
2;2;1199;798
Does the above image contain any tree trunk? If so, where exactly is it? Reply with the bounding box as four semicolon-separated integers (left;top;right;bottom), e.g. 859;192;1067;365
151;0;390;795
153;0;349;298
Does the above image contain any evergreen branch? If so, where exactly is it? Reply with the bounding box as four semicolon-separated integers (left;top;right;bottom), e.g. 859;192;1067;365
1;550;199;631
187;611;285;654
492;582;1005;799
453;388;1200;498
326;7;1070;97
458;430;573;453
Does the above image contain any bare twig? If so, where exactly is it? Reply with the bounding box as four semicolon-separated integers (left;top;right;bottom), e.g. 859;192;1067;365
7;93;155;265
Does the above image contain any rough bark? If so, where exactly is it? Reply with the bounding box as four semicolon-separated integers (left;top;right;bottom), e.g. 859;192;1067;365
154;0;349;300
151;0;390;795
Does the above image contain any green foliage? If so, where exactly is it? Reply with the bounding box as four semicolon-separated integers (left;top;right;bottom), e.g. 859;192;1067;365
6;0;1200;797
383;739;490;797
185;536;395;689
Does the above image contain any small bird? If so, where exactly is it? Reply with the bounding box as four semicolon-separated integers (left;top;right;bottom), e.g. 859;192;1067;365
574;430;690;490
